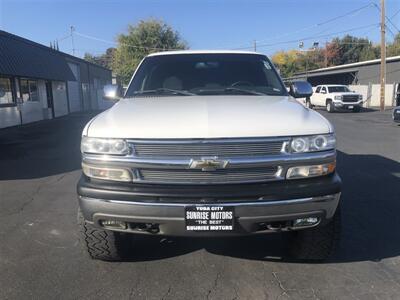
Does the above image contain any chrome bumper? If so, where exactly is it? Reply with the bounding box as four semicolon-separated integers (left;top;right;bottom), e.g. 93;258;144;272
79;193;341;236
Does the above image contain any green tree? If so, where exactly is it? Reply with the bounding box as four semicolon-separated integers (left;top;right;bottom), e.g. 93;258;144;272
112;19;187;84
84;48;116;69
387;33;400;57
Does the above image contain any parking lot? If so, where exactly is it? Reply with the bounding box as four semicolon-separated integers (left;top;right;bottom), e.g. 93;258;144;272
0;109;399;300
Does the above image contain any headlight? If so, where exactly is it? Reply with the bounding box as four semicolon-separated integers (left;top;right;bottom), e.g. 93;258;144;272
82;163;133;182
334;95;342;100
358;94;363;100
286;162;336;179
81;136;129;155
289;134;335;153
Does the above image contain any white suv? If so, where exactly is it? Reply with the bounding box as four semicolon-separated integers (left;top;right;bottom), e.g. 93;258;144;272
309;84;363;113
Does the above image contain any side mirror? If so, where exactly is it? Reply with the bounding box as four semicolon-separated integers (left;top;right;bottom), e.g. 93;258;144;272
103;84;121;101
289;81;313;98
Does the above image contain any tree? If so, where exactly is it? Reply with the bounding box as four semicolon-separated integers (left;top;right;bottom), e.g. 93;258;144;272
84;48;116;69
387;33;400;57
112;19;187;84
272;35;381;78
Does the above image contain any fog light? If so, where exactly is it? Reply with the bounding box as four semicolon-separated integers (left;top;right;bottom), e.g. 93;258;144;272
101;220;127;230
293;217;319;227
286;162;336;179
82;163;132;182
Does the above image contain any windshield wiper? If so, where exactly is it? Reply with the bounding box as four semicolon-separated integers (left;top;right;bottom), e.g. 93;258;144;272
134;88;195;96
224;87;265;96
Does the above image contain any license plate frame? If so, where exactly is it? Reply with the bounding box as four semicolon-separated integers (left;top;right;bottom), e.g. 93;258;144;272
348;105;354;109
185;206;235;231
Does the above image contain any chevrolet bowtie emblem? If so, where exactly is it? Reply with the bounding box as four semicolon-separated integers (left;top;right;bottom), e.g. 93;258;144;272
189;157;229;171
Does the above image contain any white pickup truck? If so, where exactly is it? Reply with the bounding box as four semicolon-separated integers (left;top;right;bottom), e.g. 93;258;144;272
77;51;341;261
308;84;363;112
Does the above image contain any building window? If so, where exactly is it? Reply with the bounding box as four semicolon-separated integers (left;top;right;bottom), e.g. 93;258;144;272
0;77;14;105
20;79;38;102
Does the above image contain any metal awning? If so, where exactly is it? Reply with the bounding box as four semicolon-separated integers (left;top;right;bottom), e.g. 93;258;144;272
0;30;75;81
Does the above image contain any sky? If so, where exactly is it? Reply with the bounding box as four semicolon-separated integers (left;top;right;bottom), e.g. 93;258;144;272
0;0;399;58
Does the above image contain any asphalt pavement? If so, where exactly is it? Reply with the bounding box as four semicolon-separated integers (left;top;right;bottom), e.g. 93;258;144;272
0;109;399;300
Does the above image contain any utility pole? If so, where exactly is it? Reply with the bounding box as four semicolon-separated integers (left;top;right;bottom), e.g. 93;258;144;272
70;26;76;56
253;40;257;52
380;0;386;111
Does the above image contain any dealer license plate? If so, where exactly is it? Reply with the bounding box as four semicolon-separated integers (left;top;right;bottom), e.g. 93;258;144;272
185;206;234;231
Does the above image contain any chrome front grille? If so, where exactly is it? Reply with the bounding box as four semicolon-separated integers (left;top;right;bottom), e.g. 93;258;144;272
131;139;285;157
342;95;359;103
139;167;281;184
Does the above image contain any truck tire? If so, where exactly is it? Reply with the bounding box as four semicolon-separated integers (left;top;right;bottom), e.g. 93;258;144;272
326;100;334;113
77;209;130;261
305;99;313;109
353;106;361;112
289;206;341;261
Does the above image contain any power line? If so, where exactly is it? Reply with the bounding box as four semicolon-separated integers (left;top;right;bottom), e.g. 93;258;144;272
74;31;182;51
391;8;400;19
316;3;375;26
372;2;400;33
233;23;380;50
222;2;376;50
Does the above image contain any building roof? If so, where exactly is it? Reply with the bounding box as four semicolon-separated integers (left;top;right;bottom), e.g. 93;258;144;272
293;55;400;77
0;30;77;81
0;30;111;82
147;50;263;57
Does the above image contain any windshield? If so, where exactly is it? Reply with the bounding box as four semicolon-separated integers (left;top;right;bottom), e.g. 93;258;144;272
125;53;287;97
328;86;351;93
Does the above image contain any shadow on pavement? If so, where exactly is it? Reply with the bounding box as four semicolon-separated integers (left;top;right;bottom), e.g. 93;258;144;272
0;113;96;180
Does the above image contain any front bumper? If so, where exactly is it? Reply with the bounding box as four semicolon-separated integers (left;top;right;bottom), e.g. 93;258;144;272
333;100;363;109
78;173;341;236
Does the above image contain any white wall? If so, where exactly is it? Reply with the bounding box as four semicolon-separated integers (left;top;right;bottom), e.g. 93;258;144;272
0;106;20;128
349;84;395;107
370;84;394;107
52;81;69;117
20;101;43;124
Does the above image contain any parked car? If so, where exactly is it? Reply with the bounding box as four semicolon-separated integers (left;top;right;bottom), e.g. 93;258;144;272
77;51;341;261
393;106;400;123
309;84;363;113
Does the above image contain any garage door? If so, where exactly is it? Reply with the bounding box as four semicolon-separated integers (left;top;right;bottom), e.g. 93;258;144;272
67;63;82;112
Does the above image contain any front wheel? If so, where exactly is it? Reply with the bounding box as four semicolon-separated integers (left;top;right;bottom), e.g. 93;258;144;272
353;106;361;113
289;206;341;261
326;101;334;113
77;209;131;261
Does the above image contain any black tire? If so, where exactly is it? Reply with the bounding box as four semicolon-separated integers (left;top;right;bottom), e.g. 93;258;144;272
289;206;341;261
77;209;130;261
326;101;334;113
305;99;313;109
353;106;361;112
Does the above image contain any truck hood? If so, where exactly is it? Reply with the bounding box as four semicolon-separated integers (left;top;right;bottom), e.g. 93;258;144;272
86;95;332;138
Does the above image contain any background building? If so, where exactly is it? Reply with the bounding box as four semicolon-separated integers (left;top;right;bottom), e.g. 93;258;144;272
286;56;400;108
0;30;112;129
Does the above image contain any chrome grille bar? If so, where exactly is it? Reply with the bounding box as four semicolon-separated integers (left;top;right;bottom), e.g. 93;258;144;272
129;138;287;157
139;167;281;184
